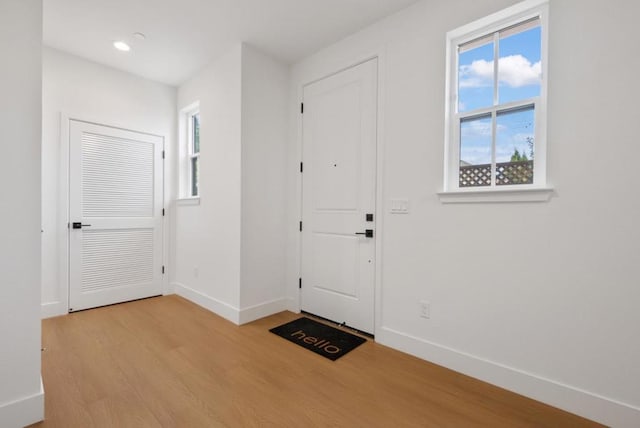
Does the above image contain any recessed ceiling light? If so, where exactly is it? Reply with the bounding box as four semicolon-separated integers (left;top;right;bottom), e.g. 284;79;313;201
113;41;131;52
133;32;146;41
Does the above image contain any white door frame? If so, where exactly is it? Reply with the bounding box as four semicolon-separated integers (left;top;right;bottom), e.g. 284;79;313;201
57;114;169;314
294;50;387;337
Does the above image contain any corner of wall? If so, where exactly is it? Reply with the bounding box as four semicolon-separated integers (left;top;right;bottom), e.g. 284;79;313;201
173;282;240;325
238;298;289;325
0;377;44;428
238;44;289;317
41;301;67;319
285;297;300;314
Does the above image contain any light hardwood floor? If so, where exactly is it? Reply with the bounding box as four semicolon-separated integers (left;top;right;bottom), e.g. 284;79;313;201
31;295;602;427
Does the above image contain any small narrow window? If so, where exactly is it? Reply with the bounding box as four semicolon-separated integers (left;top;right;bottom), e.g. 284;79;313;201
443;0;549;198
179;102;200;199
189;112;200;197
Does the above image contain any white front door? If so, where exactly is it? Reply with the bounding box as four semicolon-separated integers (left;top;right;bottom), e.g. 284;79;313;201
301;59;378;334
69;120;164;312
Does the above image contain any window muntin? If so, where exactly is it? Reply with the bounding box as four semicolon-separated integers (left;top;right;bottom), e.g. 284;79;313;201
445;2;548;194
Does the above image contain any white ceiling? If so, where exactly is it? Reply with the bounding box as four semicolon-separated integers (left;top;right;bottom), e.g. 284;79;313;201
44;0;420;86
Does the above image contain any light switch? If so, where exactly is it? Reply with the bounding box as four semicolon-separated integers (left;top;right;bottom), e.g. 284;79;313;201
390;199;410;214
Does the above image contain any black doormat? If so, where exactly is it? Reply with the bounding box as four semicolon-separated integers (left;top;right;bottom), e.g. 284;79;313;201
270;317;367;361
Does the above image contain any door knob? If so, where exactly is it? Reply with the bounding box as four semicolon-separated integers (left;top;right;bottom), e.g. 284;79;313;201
72;222;92;229
355;229;374;238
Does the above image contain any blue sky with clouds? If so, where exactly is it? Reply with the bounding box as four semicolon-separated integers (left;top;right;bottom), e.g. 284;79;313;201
458;26;540;166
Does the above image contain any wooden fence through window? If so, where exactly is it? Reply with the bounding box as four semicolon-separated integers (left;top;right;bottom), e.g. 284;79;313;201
459;160;533;187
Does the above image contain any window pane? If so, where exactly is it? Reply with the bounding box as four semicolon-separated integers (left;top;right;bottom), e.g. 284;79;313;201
458;38;494;113
496;106;535;185
459;115;492;187
498;24;541;104
191;156;199;196
192;113;200;154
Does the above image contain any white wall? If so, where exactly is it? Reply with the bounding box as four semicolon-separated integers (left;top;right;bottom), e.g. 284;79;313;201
174;43;289;324
0;1;45;426
41;47;177;317
287;0;640;426
175;44;244;321
239;45;289;322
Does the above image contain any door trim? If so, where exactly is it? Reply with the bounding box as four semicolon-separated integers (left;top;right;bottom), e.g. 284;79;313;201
56;114;168;316
294;49;387;338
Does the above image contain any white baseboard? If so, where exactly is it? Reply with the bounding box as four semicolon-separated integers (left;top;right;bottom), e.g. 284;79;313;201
173;282;290;326
376;326;640;428
238;298;288;325
173;282;240;324
285;296;299;313
163;281;175;296
0;377;44;428
41;301;66;319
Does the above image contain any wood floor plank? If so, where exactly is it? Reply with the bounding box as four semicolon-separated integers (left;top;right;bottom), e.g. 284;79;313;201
30;295;603;428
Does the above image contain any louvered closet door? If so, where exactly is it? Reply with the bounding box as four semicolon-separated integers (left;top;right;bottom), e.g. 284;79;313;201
69;120;164;312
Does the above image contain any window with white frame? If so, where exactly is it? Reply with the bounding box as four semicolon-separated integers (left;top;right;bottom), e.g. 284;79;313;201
180;104;200;198
443;0;549;197
188;111;200;197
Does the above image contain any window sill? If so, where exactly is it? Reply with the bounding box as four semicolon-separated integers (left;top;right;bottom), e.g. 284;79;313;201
176;197;200;206
438;187;554;204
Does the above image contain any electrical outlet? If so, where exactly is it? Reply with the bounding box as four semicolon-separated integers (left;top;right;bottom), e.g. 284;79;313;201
420;300;430;319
